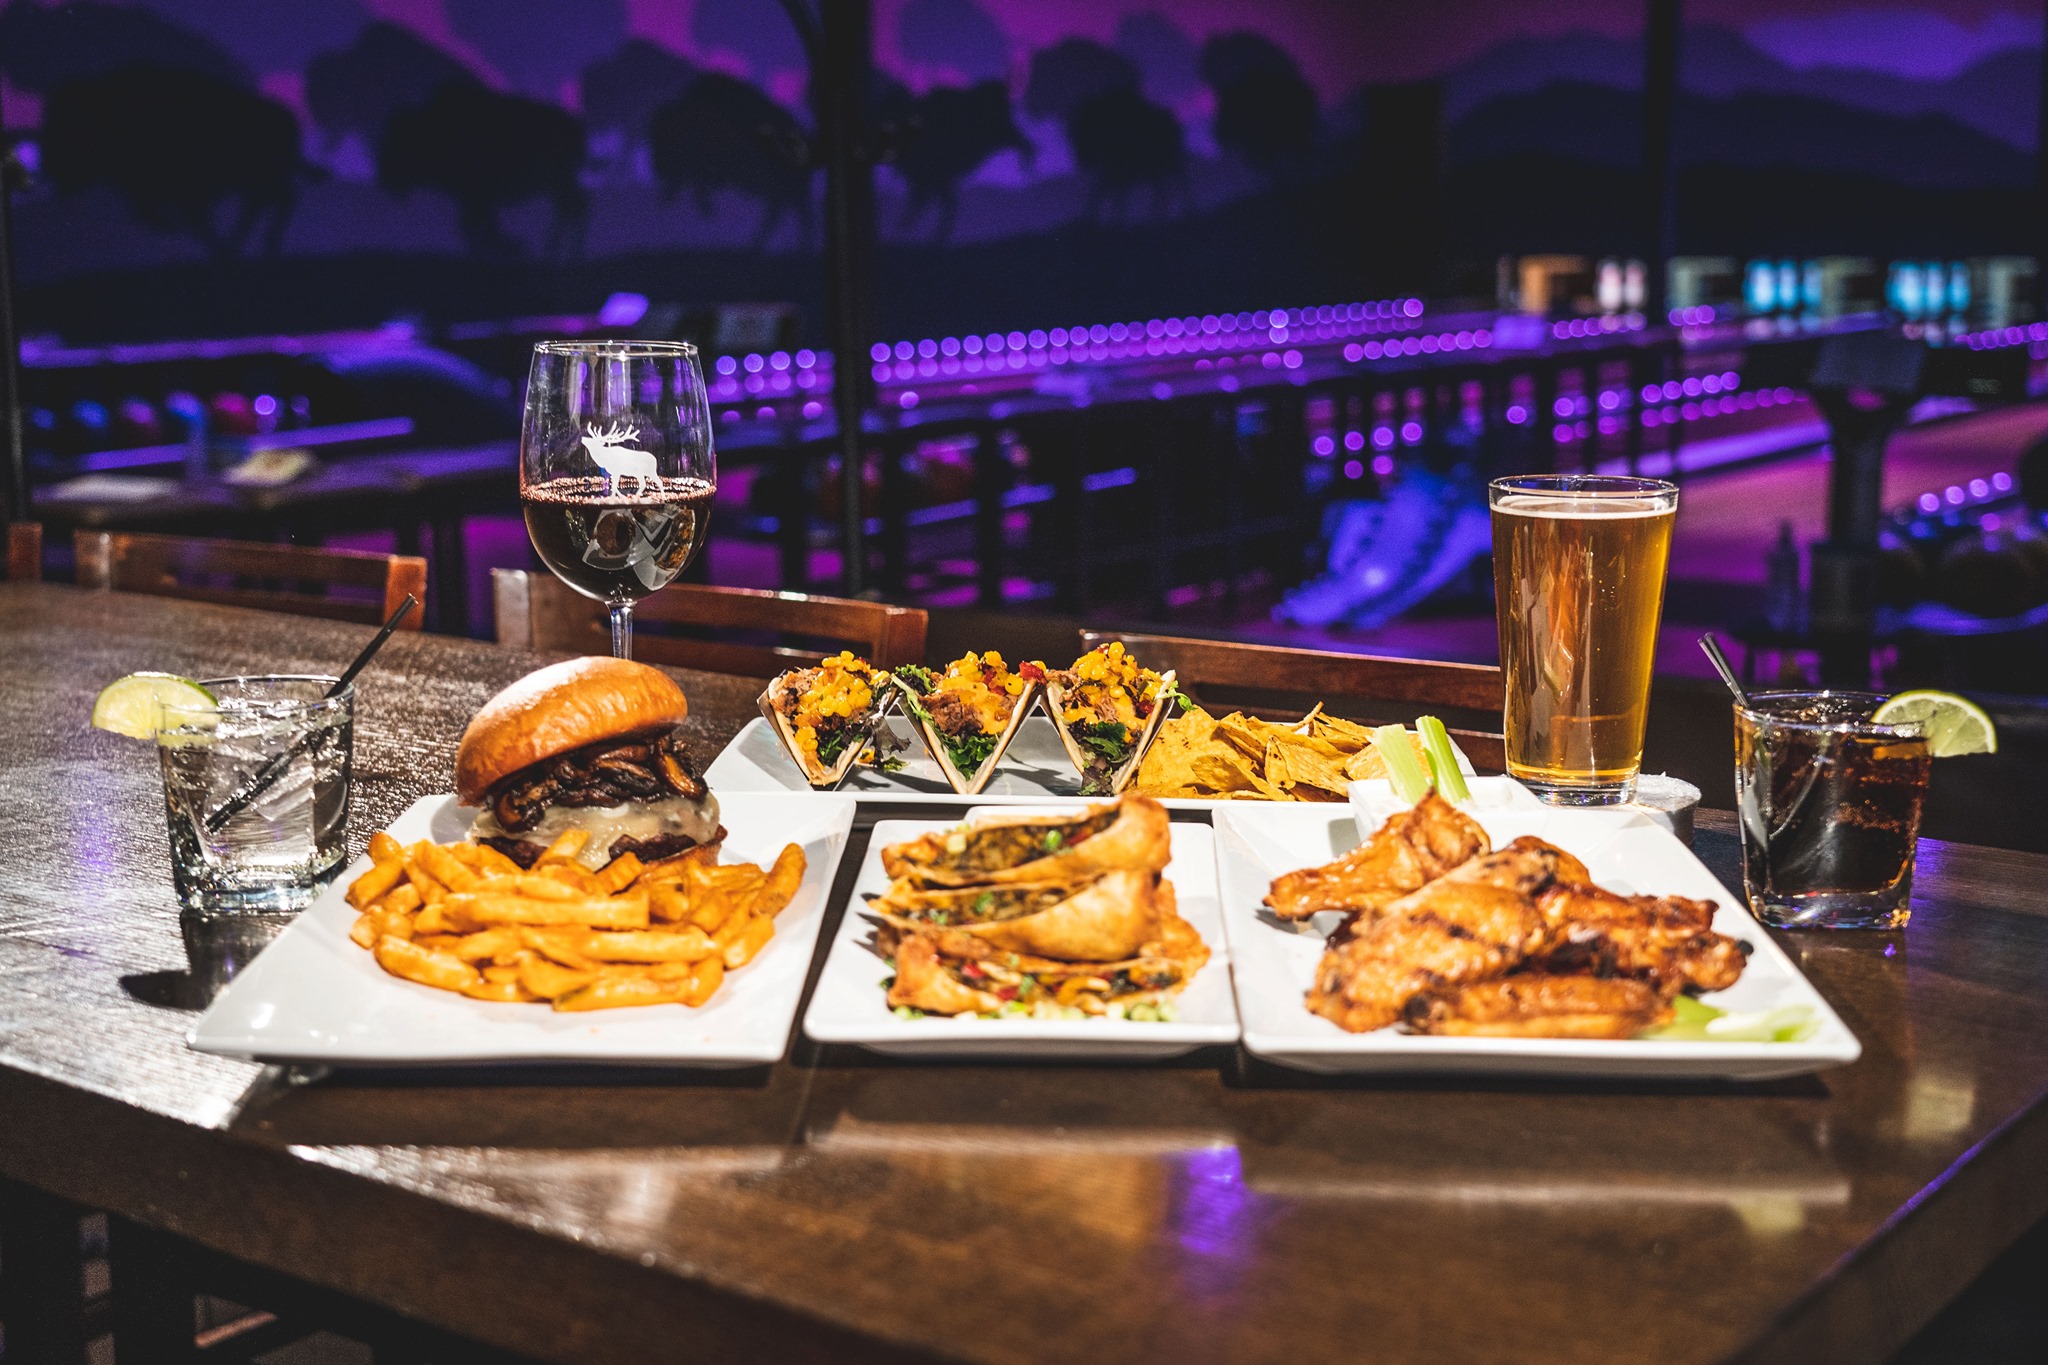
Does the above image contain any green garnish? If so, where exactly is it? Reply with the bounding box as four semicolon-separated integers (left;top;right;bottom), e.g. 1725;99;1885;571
975;893;995;914
1416;716;1471;804
1044;829;1065;852
1075;719;1135;764
1372;724;1432;804
815;727;854;767
1639;995;1819;1043
942;731;998;774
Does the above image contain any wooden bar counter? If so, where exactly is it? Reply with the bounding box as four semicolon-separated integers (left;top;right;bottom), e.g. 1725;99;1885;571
2;582;2046;1364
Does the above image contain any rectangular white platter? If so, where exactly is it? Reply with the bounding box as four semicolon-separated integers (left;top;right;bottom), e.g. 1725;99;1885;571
707;713;1472;811
1212;802;1862;1080
189;791;857;1067
803;815;1240;1060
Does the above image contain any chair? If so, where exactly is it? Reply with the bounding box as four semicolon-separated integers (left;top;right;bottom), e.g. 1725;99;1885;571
6;521;40;580
1079;629;1508;772
75;532;426;629
492;569;928;676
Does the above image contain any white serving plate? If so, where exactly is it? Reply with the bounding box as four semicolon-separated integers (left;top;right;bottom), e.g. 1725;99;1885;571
803;815;1240;1059
709;713;1473;811
1212;802;1861;1079
189;791;857;1067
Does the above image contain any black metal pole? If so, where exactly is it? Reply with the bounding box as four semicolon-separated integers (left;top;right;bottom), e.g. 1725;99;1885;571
0;83;27;527
2036;0;2048;320
817;0;877;598
1641;0;1681;324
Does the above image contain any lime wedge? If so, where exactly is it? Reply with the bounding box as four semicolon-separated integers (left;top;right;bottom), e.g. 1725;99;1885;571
1872;689;1997;757
90;672;216;740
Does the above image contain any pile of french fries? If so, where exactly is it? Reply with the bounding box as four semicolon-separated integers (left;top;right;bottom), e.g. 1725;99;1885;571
344;828;806;1012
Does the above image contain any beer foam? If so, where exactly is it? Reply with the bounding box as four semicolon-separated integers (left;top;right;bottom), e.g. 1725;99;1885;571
1492;494;1673;519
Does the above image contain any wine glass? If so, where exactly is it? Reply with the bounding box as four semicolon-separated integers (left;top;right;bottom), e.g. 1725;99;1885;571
520;341;716;658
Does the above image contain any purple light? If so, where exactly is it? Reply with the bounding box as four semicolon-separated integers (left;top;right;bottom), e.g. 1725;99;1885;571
1681;402;1700;421
1945;485;1965;504
1364;342;1384;359
1371;453;1395;475
1344;343;1363;362
1775;387;1796;402
900;390;919;409
1283;350;1303;369
1372;427;1395;449
252;394;277;417
1918;493;1941;512
797;349;816;368
770;352;790;371
1641;384;1661;403
1315;436;1335;456
1994;472;2013;490
1983;513;2003;531
1400;420;1422;443
1404;299;1423;316
716;355;737;376
1006;331;1026;350
1643;410;1662;427
870;342;890;362
1344;430;1365;451
964;335;983;355
1505;404;1528;424
1554;423;1575;442
1700;374;1721;394
1681;377;1701;397
1969;478;1990;498
1598;390;1619;411
1721;371;1739;388
1598;415;1620;435
1343;459;1364;478
1153;382;1173;400
940;337;959;356
802;401;823;418
1553;397;1574;418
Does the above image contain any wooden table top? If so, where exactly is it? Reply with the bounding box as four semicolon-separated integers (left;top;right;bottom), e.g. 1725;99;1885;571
3;580;2046;1365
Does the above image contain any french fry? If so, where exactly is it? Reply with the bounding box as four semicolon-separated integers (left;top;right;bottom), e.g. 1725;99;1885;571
516;954;597;1000
753;844;806;917
445;891;649;930
629;843;719;887
462;979;542;1003
535;862;600;894
595;852;643;894
469;842;524;877
374;935;480;993
368;830;405;865
414;901;453;935
682;956;724;1005
414;842;480;892
722;913;775;969
648;885;690;923
371;882;423;917
346;858;405;909
413;933;466;953
535;829;590;865
404;858;446;903
450;927;526;963
372;910;415;943
471;874;579;902
552;975;689;1012
349;912;380;949
446;843;486;867
520;927;601;971
573;928;717;963
481;962;522;983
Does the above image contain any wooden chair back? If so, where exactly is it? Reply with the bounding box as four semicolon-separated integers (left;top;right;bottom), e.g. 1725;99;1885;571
1080;630;1508;772
74;532;426;629
493;569;929;676
6;523;41;581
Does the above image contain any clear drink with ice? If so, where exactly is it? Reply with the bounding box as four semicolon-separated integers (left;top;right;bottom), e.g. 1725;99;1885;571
157;676;354;913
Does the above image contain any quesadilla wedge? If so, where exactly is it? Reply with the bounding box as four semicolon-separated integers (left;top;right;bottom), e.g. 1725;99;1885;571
759;651;894;788
889;653;1042;795
871;867;1161;961
879;793;1171;888
1042;644;1178;795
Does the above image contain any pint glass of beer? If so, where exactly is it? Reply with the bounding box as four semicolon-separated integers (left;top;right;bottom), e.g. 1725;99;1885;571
1490;475;1678;805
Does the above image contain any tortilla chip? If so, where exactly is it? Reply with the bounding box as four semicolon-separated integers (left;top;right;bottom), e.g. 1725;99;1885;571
1343;730;1431;781
1190;747;1287;799
1264;733;1351;798
1132;704;1216;797
1310;714;1378;753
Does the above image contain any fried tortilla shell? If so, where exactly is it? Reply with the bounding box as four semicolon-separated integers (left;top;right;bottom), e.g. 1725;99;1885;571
1043;669;1177;795
757;670;893;789
889;675;1041;795
873;868;1161;961
880;793;1171;887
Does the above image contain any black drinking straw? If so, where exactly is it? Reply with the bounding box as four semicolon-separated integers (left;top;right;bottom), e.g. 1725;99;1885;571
204;595;417;833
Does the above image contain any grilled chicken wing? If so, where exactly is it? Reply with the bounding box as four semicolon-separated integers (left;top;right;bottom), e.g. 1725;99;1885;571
1533;883;1748;994
1305;836;1581;1033
1405;973;1674;1038
1265;792;1492;921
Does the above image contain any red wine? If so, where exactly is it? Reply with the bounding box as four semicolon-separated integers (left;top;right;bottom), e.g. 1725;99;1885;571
523;476;715;602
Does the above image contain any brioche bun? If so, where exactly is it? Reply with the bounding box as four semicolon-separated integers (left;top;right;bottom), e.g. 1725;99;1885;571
457;657;689;804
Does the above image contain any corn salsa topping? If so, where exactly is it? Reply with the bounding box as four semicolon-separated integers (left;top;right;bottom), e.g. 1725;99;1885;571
780;651;882;765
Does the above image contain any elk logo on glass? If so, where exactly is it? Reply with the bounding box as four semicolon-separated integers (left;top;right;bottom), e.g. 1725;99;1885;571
579;421;659;493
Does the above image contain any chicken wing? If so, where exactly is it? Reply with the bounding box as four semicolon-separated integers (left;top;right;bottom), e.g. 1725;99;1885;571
1533;883;1749;994
1265;791;1491;921
1305;836;1579;1033
1405;973;1674;1038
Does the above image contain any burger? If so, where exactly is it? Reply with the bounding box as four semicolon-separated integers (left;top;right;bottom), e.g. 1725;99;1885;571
456;657;721;870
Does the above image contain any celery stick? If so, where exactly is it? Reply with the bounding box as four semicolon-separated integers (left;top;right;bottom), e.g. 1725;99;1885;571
1371;724;1432;804
1416;716;1471;804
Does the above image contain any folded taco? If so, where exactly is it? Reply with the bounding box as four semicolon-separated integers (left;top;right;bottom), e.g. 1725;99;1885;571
759;651;894;788
1042;643;1178;795
879;793;1171;888
888;652;1041;795
871;867;1161;961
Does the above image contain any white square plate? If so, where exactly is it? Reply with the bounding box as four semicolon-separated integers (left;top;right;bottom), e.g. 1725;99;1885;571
709;714;1474;811
1213;803;1861;1079
803;815;1240;1059
188;791;857;1067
